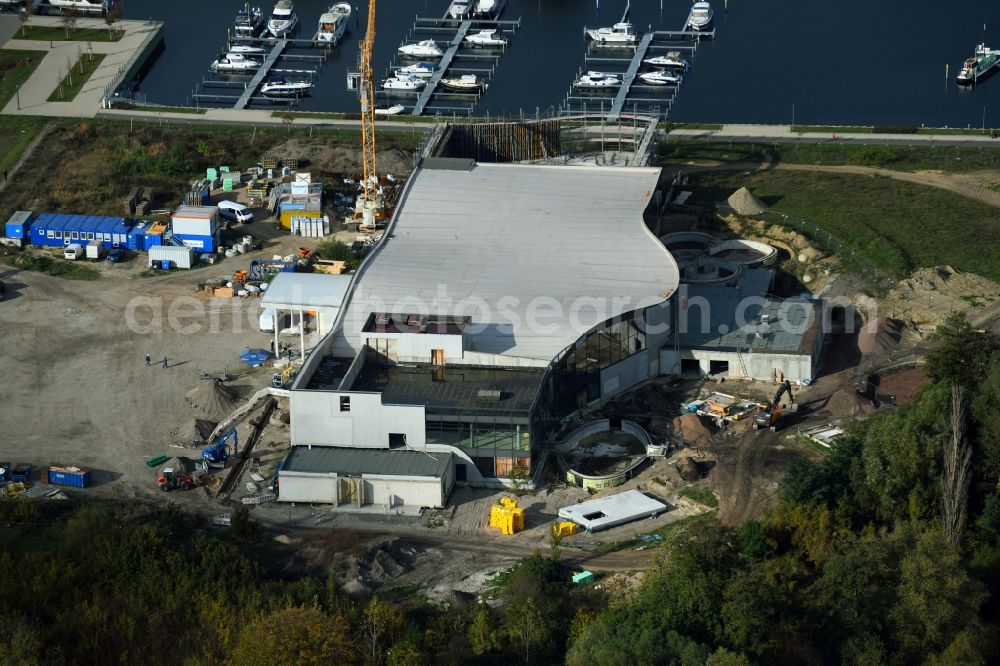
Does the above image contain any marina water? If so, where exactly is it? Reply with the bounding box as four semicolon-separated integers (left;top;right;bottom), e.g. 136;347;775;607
124;0;1000;127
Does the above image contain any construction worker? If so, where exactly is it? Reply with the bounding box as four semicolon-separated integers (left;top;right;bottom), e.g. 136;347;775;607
145;354;151;367
161;356;168;369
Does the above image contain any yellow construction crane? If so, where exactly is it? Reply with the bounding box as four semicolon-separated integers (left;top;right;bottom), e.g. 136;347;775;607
356;0;380;228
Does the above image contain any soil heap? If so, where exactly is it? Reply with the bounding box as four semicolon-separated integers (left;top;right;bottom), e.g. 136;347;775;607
672;413;714;447
858;317;903;355
175;419;218;446
185;380;239;420
727;187;768;216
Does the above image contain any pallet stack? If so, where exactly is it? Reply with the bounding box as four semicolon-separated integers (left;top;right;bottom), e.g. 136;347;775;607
489;497;525;536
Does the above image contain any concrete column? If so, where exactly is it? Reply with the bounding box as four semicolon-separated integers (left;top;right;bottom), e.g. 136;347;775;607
273;308;279;359
333;474;339;506
299;308;305;360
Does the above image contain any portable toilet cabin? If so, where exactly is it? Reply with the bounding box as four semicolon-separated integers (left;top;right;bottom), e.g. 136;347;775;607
4;211;34;240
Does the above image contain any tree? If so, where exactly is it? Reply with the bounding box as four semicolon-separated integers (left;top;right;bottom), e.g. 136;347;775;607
361;596;402;666
705;648;751;666
468;606;498;656
720;568;783;657
504;596;546;665
227;607;357;666
891;529;986;660
925;313;1000;389
61;8;78;39
942;385;972;544
104;4;122;39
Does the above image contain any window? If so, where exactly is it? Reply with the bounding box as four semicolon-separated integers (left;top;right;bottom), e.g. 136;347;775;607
455;463;467;482
388;433;406;449
46;230;53;238
709;360;729;376
54;231;62;239
339;396;351;412
71;231;78;239
86;233;95;241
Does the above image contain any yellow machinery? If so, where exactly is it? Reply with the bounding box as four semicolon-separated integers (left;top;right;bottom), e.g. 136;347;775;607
355;0;381;228
489;497;525;535
552;521;577;538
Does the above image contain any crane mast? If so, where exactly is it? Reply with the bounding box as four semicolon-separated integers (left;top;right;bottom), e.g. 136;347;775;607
357;0;379;228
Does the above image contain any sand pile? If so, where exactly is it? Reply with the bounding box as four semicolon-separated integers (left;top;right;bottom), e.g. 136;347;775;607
858;317;903;355
185;380;239;420
727;187;768;215
175;419;218;446
826;387;876;417
672;413;714;447
878;367;927;406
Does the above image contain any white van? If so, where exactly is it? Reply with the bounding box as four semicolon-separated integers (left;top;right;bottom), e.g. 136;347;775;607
64;243;84;260
218;200;254;224
259;307;289;332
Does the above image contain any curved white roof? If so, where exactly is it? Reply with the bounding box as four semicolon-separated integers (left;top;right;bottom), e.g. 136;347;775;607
331;162;679;361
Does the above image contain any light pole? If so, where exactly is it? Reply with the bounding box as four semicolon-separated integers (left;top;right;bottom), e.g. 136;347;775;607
983;105;987;135
792;102;795;129
15;84;20;111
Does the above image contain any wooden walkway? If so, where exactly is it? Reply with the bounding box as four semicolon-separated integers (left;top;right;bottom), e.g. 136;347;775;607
412;21;474;116
235;41;288;110
607;32;653;122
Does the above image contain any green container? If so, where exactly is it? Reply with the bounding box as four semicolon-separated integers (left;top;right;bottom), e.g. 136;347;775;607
572;571;594;586
219;165;230;174
146;455;169;468
222;179;234;192
206;168;218;180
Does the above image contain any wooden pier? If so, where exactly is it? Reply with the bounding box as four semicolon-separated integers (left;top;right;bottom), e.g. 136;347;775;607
412;21;474;116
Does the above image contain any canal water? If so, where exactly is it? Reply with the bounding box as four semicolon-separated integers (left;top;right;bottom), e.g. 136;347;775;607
125;0;1000;127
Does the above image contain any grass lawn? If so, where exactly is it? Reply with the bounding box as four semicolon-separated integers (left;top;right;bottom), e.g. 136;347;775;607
129;104;206;115
1;249;100;281
686;170;1000;281
0;49;46;108
679;485;720;509
0;116;48;173
47;53;105;102
662;139;1000;172
17;25;123;43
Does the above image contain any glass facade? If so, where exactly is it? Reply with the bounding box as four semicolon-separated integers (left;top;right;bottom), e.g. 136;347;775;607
425;414;531;478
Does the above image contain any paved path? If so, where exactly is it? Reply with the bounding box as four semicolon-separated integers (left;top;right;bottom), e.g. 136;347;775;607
670;123;1000;148
0;16;162;118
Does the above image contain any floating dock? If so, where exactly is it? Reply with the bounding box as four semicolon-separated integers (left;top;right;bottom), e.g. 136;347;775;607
235;41;287;110
379;15;520;117
566;1;716;121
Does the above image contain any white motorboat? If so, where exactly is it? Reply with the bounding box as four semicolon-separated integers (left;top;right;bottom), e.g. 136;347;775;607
210;53;262;73
260;77;313;96
228;44;267;55
638;70;683;86
383;75;426;91
447;0;471;19
586;22;638;45
463;29;507;48
398;40;443;58
472;0;506;19
267;0;299;38
397;62;436;78
317;3;352;44
644;51;689;70
47;0;104;9
375;104;407;116
573;71;620;89
234;6;265;38
686;2;714;31
441;74;483;92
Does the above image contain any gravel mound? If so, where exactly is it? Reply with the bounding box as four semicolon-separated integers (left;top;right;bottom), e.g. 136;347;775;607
727;187;768;215
858;317;903;355
185;380;239;420
826;387;876;417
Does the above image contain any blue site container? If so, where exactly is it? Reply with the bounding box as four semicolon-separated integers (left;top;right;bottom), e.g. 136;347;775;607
4;211;33;239
10;463;31;483
47;465;91;488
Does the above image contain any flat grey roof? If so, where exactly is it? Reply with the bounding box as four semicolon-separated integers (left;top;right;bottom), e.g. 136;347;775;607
678;269;818;354
557;489;668;532
281;446;453;478
351;363;543;414
330;163;678;361
262;273;352;310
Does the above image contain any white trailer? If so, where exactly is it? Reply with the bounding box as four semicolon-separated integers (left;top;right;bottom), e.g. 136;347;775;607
86;240;102;261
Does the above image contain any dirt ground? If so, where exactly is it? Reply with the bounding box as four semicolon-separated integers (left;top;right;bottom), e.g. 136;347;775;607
0;231;316;500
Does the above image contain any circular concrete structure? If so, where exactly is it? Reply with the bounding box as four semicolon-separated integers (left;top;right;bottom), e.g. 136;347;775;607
708;239;778;266
553;419;653;490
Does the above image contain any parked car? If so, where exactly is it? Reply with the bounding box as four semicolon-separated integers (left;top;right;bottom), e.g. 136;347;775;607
106;248;126;263
218;200;254;224
63;243;84;260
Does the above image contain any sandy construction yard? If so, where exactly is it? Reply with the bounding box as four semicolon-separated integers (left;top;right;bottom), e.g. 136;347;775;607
0;237;310;499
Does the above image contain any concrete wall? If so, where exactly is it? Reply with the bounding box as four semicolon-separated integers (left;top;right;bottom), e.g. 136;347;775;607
278;471;447;507
363;331;464;363
659;348;815;383
289;390;427;448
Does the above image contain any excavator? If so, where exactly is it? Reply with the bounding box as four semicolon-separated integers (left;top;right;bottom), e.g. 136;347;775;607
753;380;795;431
